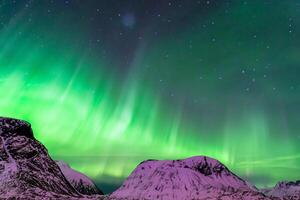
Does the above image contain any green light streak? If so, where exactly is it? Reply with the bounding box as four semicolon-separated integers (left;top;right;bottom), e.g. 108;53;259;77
0;23;227;183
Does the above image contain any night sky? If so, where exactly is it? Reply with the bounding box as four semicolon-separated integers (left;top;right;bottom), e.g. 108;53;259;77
1;0;300;193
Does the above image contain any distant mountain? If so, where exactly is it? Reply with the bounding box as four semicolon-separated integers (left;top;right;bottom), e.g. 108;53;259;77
56;160;103;195
109;156;273;200
0;117;103;199
262;181;300;199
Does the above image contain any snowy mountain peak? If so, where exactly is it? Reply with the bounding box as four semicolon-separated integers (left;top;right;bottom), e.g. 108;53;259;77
110;156;269;200
0;117;104;199
136;156;255;190
262;180;300;199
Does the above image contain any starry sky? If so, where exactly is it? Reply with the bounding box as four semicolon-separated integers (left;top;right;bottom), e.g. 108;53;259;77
0;0;300;193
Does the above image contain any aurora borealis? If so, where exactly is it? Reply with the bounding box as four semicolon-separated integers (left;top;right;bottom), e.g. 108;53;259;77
0;0;300;192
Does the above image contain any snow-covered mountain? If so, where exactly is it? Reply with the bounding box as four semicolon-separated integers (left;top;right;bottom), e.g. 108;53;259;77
262;181;300;199
0;117;103;199
109;156;273;200
2;116;299;200
56;160;103;195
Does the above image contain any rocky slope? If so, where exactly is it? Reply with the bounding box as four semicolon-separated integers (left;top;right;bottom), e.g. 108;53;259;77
109;156;273;200
262;181;300;199
0;117;103;199
56;160;103;195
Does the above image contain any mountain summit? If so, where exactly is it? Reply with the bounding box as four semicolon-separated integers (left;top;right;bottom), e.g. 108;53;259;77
0;117;102;199
110;156;273;200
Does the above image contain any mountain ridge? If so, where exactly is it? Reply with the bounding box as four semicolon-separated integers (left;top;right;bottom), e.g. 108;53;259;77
0;117;299;200
0;117;103;199
109;156;272;200
261;180;300;199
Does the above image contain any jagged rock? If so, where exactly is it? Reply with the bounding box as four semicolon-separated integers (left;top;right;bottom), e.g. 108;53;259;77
109;156;273;200
0;117;103;199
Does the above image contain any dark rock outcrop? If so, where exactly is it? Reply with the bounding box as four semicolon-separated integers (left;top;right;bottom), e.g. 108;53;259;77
0;117;102;199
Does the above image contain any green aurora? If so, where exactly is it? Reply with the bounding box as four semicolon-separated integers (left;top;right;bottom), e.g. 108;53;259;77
0;0;299;190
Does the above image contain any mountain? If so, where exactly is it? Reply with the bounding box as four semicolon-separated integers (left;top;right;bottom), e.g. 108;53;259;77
2;116;299;199
109;156;273;200
0;117;103;199
56;160;103;195
262;181;300;199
